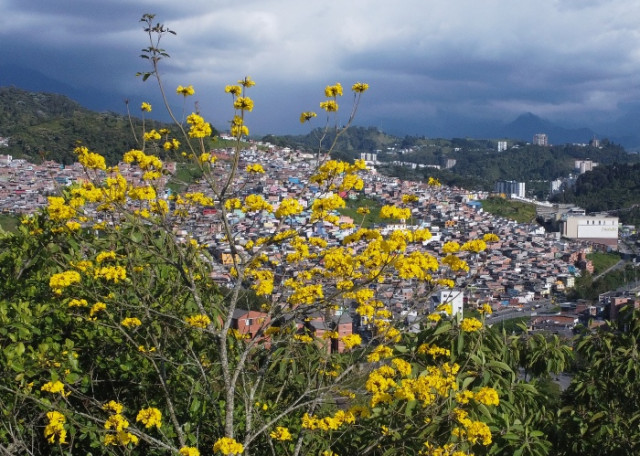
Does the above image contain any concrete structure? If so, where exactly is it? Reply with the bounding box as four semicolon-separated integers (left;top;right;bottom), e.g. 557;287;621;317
495;180;525;198
575;160;597;174
533;133;548;146
561;215;618;248
497;141;507;152
430;289;464;316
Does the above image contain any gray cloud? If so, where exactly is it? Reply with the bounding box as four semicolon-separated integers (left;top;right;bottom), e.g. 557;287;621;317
0;0;639;141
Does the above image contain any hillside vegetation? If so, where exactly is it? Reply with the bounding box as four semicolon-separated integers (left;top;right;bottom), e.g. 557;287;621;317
0;87;217;165
480;197;537;223
551;163;640;225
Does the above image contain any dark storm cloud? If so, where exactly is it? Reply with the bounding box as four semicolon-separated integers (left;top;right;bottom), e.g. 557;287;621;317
0;0;639;139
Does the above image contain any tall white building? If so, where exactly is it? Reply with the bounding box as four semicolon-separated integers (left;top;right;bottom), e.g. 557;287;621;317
497;141;508;152
533;133;548;146
495;180;525;198
575;160;597;174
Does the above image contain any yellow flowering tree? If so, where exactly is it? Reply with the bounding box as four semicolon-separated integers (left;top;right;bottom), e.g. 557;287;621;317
0;13;569;456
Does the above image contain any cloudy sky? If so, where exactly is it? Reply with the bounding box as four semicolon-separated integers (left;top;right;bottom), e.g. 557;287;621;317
1;0;639;139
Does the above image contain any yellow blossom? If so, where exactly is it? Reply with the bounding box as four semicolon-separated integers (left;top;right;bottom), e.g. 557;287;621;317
176;85;195;96
180;447;201;456
121;317;142;328
270;426;293;441
352;82;369;93
136;407;162;429
300;111;317;123
186;314;211;329
320;100;338;112
141;102;152;112
213;437;244;455
246;163;265;173
460;317;483;332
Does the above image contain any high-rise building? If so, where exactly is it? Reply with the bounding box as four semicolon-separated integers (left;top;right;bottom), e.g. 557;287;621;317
533;133;548;146
495;180;525;198
497;141;508;152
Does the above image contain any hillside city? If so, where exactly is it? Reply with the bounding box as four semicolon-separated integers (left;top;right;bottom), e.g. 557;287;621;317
2;137;637;351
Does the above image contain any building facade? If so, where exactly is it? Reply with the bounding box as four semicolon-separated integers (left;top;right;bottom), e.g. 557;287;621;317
561;215;618;248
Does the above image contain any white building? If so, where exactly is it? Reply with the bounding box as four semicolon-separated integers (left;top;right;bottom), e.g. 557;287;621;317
497;141;508;152
575;160;597;174
561;215;618;248
494;180;525;198
533;133;548;146
430;289;465;316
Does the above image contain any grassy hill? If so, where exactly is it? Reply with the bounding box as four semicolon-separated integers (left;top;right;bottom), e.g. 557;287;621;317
480;197;537;223
0;87;215;165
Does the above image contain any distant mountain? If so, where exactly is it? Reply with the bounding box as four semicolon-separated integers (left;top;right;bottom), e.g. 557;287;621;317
0;87;180;165
0;66;127;114
501;113;598;145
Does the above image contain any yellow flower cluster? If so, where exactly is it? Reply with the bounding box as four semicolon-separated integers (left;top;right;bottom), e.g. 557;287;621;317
270;426;293;441
74;145;106;170
402;194;419;204
186;113;213;138
325;83;343;97
186;314;212;329
294;334;313;343
341;333;362;350
275;198;304;218
248;269;274;296
179;447;201;456
301;410;355;431
288;283;324;305
49;270;82;295
461;239;487;253
394;251;439;281
417;343;450;359
143;129;161;141
352;81;369;93
123;149;163;171
367;345;394;363
441;241;460;254
44;411;67;444
136;407;162;429
460;318;483;332
452;409;492;446
47;196;76;221
96;251;117;263
233;96;254;112
94;265;127;283
90;302;107;318
68;298;88;308
441;255;469;272
474;387;500;406
300;111;317;123
479;303;493;314
41;380;69;397
213;437;244;455
128;185;157;201
102;400;124;414
164;138;181;150
121;317;142;328
141;102;152;112
483;233;500;242
246;163;265;173
176;84;195;96
320;100;338;112
243;194;273;213
379;205;411;220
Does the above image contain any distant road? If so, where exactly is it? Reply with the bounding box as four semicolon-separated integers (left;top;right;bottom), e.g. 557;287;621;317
593;259;626;281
